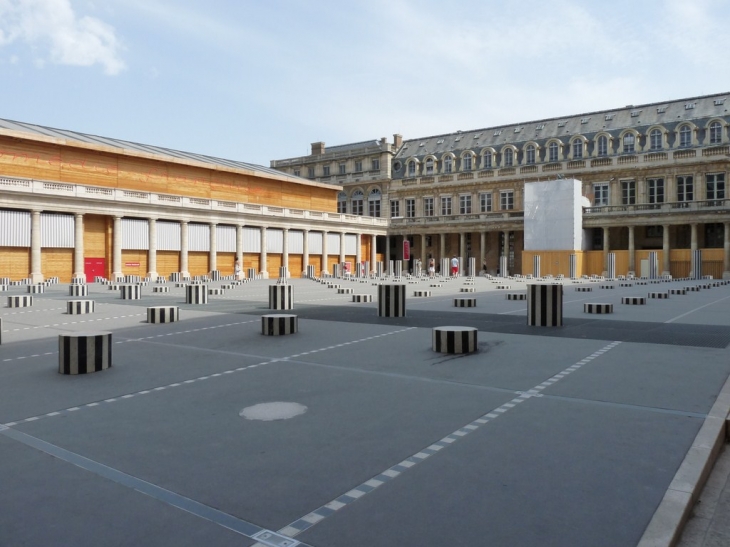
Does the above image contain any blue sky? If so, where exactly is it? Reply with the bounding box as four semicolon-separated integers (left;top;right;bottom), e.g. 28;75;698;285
1;0;729;166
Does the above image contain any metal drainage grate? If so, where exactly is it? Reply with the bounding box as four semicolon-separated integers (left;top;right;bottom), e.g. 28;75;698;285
251;530;300;547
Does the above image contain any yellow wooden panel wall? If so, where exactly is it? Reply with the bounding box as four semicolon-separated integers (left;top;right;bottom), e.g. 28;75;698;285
266;254;282;279
188;252;209;276
327;256;339;273
582;251;604;276
217;252;235;276
41;248;73;282
0;247;30;280
83;214;109;258
121;250;148;277
243;253;260;274
0;139;62;180
308;256;321;276
156;251;180;278
60;149;118;187
288;255;303;277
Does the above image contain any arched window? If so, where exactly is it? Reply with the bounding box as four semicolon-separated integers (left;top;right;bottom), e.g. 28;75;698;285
351;190;364;215
408;161;417;176
548;142;559;162
368;188;381;217
337;191;347;214
504;148;513;167
483;151;492;169
526;145;535;164
597;135;608;156
709;121;722;144
623;133;635;153
444;156;453;173
425;157;434;174
463;154;473;171
649;129;662;150
572;139;583;159
679;125;691;147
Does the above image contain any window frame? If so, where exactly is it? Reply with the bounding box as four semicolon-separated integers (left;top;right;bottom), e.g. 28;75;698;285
479;192;492;212
647;178;665;204
459;194;472;214
572;139;583;159
597;135;608;157
622;133;635;154
621;180;636;205
444;156;453;173
390;199;400;218
677;175;693;202
526;145;535;165
500;190;514;210
423;197;434;217
649;129;662;151
709;121;722;145
593;183;609;206
440;196;452;216
405;198;416;218
548;141;559;162
503;148;514;167
706;173;726;200
679;125;692;148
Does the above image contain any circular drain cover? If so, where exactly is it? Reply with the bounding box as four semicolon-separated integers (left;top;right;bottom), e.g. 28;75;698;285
240;402;307;421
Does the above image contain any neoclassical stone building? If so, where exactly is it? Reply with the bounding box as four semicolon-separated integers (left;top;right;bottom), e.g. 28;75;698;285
274;92;730;278
0;120;387;283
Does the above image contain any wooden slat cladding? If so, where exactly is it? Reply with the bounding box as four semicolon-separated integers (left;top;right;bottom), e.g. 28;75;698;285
0;247;30;280
288;255;303;277
156;251;180;278
243;253;260;274
42;248;73;282
83;214;109;258
308;256;321;277
217;252;235;276
121;250;148;277
188;252;209;276
61;149;118;187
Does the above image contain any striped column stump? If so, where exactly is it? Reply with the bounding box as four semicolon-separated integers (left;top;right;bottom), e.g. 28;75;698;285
262;314;298;336
701;284;712;289
28;284;45;294
210;270;221;281
584;303;613;314
67;300;95;314
619;283;634;287
575;287;593;292
269;284;293;310
599;285;615;289
432;326;478;354
0;277;9;284
120;285;142;300
327;284;341;289
8;295;33;308
686;286;701;292
0;285;6;292
413;290;431;297
463;281;475;286
622;296;646;305
138;281;149;287
636;281;648;285
378;284;406;317
221;284;234;290
69;284;89;297
175;282;188;288
352;294;373;303
208;288;225;295
58;332;112;375
507;293;526;300
669;288;687;295
169;273;181;282
155;278;167;284
430;284;443;288
649;292;669;299
123;275;141;284
338;288;354;295
460;287;476;293
153;286;170;293
108;284;120;290
495;285;511;290
454;298;477;307
527;284;563;327
186;284;208;304
147;306;180;323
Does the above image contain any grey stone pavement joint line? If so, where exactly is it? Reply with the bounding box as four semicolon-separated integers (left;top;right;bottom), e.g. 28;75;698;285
0;326;416;428
267;340;623;543
7;313;147;332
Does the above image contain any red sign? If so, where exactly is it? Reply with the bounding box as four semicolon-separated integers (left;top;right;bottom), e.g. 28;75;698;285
403;240;410;260
125;262;140;267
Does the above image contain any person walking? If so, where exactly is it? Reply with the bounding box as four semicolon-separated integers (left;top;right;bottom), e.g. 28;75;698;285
451;256;459;276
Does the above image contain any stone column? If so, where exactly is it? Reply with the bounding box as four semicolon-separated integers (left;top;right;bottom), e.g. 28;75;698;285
724;222;730;279
282;228;289;278
385;235;390;265
459;232;466;260
690;223;698;252
235;225;243;268
420;234;426;268
322;230;329;275
662;224;671;276
31;210;43;283
180;221;189;278
370;234;377;271
147;218;158;280
112;215;123;281
602;227;610;276
339;232;346;266
355;232;362;272
480;231;487;273
73;213;85;282
440;233;446;262
628;225;635;275
303;229;310;274
209;222;217;274
260;227;268;278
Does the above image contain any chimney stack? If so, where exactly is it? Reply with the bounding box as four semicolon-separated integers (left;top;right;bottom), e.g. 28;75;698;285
393;134;403;149
311;142;325;155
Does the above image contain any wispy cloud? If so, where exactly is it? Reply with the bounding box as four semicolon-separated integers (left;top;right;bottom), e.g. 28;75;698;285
0;0;125;74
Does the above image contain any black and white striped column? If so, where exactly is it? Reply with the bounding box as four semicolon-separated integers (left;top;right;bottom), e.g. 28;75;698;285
8;295;33;308
500;255;508;277
454;298;477;307
169;272;181;282
533;255;541;278
378;284;406;317
120;285;142;300
527;284;563;327
333;263;342;278
269;284;293;310
394;261;403;278
67;300;95;314
69;284;89;297
186;284;208;304
648;252;658;279
210;270;220;281
261;314;298;335
469;257;476;278
432;326;477;354
28;284;44;294
376;262;384;277
440;258;449;278
691;250;702;279
147;306;180;323
569;253;577;279
58;332;112;375
305;264;315;279
607;252;616;279
0;317;3;345
246;268;256;280
622;296;646;305
584;303;613;314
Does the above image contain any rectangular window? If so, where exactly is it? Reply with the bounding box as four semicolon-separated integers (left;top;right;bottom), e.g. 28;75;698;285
424;197;434;217
293;169;300;177
593;183;609;206
390;199;400;218
459;194;472;214
677;175;693;202
355;161;362;172
369;199;381;218
371;159;380;170
307;167;315;178
480;192;492;212
323;165;330;176
707;173;726;200
337;201;346;214
500;190;514;210
483;153;492;169
352;199;363;215
647;178;665;204
621;180;636;205
405;198;415;218
440;196;452;216
339;163;346;175
463;155;472;171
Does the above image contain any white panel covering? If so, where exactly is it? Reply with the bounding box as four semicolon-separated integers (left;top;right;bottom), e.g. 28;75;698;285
188;223;210;252
243;227;261;253
0;209;30;246
157;221;181;251
327;232;341;254
266;229;284;253
288;231;304;254
523;178;583;251
41;213;74;248
121;219;149;250
307;231;322;254
344;234;357;255
216;225;236;252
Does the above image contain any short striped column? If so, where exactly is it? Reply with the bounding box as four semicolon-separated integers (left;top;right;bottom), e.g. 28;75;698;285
8;295;33;308
432;326;477;354
262;314;297;335
649;292;669;299
269;284;293;310
210;270;221;281
0;277;8;285
333;263;342;278
67;300;94;314
124;275;141;284
120;285;142;300
496;285;511;290
208;288;224;295
28;284;44;294
68;284;89;297
186;284;208;304
147;306;180;323
430;283;443;288
460;287;476;293
413;290;431;297
153;286;170;293
394;261;403;278
246;268;256;280
584;303;613;314
607;252;616;279
527;284;563;327
305;264;315;279
569;254;577;279
622;296;646;305
619;282;633;287
376;262;384;277
454;298;476;307
378;284;406;317
691;250;702;279
169;272;181;282
575;287;593;292
507;293;526;300
0;285;7;292
338;287;354;294
599;284;615;290
669;288;686;295
533;255;541;278
352;294;372;303
363;261;370;278
58;332;112;375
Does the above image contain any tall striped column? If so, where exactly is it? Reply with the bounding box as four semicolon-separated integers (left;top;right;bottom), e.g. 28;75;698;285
440;258;449;277
376;262;384;277
260;227;268;279
533;255;541;278
389;260;395;277
469;257;476;277
527;284;563;327
648;251;658;279
30;211;42;283
282;228;289;279
73;213;86;283
363;261;370;279
370;234;377;273
499;255;508;277
302;229;309;278
269;284;293;310
147;218;158;281
691;250;702;280
569;253;577;279
180;220;189;279
394;261;402;278
333;263;341;278
378;284;406;317
607;252;616;279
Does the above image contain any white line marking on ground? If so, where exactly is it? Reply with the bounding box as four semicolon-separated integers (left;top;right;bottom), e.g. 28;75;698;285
664;294;730;323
